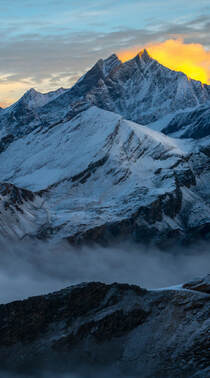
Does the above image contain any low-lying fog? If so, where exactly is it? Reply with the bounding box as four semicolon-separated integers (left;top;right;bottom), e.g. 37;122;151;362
0;240;209;304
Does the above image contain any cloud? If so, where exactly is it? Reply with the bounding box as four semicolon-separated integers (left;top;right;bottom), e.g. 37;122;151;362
0;239;209;304
1;13;210;106
118;38;210;84
147;38;210;83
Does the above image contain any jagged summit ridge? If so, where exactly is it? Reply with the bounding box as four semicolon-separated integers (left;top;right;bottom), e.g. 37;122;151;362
7;86;66;111
1;48;210;140
136;48;152;64
101;53;121;76
139;48;151;58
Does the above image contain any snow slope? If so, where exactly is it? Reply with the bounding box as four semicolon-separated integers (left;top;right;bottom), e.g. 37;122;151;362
0;106;209;243
0;50;210;243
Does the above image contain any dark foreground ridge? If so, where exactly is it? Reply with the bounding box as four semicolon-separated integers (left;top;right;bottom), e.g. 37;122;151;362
0;276;209;377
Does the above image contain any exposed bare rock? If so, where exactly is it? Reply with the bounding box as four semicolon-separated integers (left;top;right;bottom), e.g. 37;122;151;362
0;182;47;240
183;274;210;294
0;280;209;377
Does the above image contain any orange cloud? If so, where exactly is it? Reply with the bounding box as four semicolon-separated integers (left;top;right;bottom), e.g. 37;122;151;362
0;99;13;108
117;39;210;84
0;74;77;108
0;79;31;108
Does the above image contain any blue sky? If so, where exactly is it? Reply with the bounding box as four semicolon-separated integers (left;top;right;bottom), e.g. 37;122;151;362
2;0;210;36
0;0;210;106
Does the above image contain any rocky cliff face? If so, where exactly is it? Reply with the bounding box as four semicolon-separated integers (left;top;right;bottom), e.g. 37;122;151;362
0;182;47;240
84;50;210;131
0;276;209;377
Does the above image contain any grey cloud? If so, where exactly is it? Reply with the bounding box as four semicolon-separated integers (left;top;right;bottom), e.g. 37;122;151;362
0;14;210;94
0;239;210;305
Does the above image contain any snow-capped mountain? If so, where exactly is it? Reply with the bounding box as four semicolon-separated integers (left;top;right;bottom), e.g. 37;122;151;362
8;87;66;111
80;49;210;132
1;49;210;141
0;49;209;378
0;87;66;138
0;276;209;377
0;51;210;244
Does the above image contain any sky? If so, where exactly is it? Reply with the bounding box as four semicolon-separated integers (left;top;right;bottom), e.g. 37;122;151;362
1;0;210;107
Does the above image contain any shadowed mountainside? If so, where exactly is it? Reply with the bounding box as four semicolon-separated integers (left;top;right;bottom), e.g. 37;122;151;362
0;275;209;377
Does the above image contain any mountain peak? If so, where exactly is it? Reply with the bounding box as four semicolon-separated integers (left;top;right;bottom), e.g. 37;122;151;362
137;49;152;63
24;88;40;97
104;53;120;65
103;53;121;76
139;48;150;57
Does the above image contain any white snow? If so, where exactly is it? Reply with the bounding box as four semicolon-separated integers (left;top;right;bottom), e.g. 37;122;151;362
0;106;208;241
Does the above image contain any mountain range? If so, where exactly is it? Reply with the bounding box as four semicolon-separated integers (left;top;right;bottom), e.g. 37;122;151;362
0;49;210;245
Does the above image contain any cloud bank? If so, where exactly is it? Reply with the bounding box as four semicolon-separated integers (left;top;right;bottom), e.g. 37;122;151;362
118;38;210;84
0;240;209;304
1;9;210;106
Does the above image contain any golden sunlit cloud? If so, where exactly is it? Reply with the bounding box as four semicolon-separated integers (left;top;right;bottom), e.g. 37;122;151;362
1;39;210;108
0;74;77;108
117;39;210;84
0;100;12;108
0;78;31;108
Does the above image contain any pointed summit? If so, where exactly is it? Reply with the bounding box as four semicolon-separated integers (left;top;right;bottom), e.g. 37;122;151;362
139;48;150;58
138;49;152;63
23;88;40;98
103;53;121;76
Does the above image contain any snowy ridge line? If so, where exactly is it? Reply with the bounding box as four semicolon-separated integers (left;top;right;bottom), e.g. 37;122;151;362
0;106;209;243
1;49;210;140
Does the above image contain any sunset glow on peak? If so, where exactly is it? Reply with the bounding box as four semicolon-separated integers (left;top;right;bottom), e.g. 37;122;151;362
117;39;210;85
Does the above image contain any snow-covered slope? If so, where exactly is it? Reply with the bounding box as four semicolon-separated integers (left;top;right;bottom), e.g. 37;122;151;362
0;50;210;243
0;106;209;244
0;277;209;377
157;103;210;138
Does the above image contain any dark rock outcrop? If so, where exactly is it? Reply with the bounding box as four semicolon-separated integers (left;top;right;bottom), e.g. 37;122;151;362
0;280;209;377
183;274;210;294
